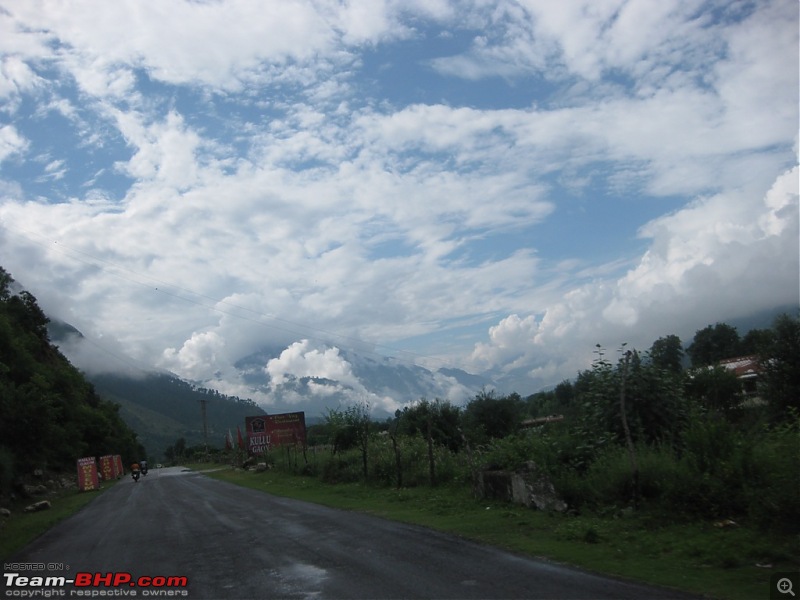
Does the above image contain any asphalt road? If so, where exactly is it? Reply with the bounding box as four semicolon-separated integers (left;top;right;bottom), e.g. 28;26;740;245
5;467;695;599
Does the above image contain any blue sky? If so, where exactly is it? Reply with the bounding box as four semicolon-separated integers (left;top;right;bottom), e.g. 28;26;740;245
0;0;797;411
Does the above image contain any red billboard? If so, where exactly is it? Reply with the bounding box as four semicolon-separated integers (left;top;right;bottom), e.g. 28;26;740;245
245;412;306;456
99;455;115;481
77;457;99;491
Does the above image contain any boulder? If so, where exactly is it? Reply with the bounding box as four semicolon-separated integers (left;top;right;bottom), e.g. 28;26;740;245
23;500;51;513
518;462;567;512
477;462;566;512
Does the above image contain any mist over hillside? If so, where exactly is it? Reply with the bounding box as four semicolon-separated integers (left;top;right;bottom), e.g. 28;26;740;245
49;320;495;455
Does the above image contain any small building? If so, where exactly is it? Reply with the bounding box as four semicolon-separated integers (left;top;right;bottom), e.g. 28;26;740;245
718;355;761;398
521;414;564;429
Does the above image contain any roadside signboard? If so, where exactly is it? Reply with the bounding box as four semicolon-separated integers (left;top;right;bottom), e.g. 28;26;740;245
245;412;306;456
99;455;115;481
77;456;99;491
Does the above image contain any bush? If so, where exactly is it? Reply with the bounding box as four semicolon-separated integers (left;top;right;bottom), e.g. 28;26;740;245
319;452;362;484
742;418;800;533
553;444;681;511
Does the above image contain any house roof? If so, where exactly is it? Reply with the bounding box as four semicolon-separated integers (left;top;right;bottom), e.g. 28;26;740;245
718;355;761;379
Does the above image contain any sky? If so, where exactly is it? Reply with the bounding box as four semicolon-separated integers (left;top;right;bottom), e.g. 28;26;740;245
0;0;798;410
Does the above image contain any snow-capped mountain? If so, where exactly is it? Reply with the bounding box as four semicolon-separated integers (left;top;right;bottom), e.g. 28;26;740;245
233;344;495;418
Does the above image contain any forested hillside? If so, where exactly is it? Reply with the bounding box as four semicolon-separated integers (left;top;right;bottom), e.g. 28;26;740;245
90;372;265;460
0;267;143;492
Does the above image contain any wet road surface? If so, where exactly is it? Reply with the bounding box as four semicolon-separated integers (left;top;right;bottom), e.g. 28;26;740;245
6;467;695;599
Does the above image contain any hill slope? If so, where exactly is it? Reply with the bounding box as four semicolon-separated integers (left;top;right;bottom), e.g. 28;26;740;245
90;372;265;460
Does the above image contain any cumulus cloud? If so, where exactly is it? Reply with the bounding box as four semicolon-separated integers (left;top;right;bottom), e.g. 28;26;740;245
0;124;27;163
0;1;796;404
266;340;357;387
469;166;800;385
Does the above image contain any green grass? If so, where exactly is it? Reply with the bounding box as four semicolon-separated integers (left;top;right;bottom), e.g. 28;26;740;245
198;465;799;600
0;480;118;560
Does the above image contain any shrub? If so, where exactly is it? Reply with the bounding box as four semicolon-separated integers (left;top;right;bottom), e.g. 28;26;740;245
319;451;362;484
742;417;800;533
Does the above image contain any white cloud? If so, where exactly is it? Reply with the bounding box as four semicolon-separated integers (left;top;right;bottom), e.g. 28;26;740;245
0;1;796;403
0;124;27;163
470;166;800;382
161;330;226;381
266;340;357;387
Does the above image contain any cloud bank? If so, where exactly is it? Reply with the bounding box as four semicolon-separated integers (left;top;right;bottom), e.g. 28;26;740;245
0;1;796;407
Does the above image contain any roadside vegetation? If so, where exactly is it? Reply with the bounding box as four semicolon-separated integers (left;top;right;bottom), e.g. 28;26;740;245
0;479;118;560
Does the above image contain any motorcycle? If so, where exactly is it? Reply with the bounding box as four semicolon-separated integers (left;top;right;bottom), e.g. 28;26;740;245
141;464;148;476
131;468;140;483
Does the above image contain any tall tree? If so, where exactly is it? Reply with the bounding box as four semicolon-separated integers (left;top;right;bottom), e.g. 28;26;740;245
687;323;741;367
326;403;372;479
397;398;462;453
759;313;800;419
462;390;525;445
741;327;775;356
684;365;743;417
649;334;684;373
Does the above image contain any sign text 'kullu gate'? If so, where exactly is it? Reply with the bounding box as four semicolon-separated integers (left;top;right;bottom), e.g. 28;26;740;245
245;412;306;456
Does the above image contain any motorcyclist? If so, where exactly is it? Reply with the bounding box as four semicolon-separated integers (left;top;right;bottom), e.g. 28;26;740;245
140;460;148;475
131;462;141;482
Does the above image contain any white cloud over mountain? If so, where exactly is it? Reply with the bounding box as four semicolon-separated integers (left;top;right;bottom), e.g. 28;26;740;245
0;1;797;409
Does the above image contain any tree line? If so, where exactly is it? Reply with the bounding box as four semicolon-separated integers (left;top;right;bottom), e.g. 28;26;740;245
0;267;144;493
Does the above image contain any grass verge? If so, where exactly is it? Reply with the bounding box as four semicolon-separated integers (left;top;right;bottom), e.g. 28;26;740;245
0;480;118;561
198;465;799;600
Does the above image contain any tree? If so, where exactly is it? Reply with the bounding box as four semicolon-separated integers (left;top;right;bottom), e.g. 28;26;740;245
327;403;371;480
649;334;684;373
759;313;800;419
576;345;687;447
687;323;741;367
741;327;775;356
462;390;525;445
396;398;462;453
684;365;743;417
618;349;639;507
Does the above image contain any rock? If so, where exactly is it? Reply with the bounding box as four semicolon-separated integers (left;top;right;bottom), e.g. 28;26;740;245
255;463;268;473
477;462;567;512
0;508;11;517
23;500;51;513
518;463;567;513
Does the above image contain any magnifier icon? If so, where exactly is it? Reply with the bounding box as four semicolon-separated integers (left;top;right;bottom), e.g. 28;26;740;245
778;578;795;596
